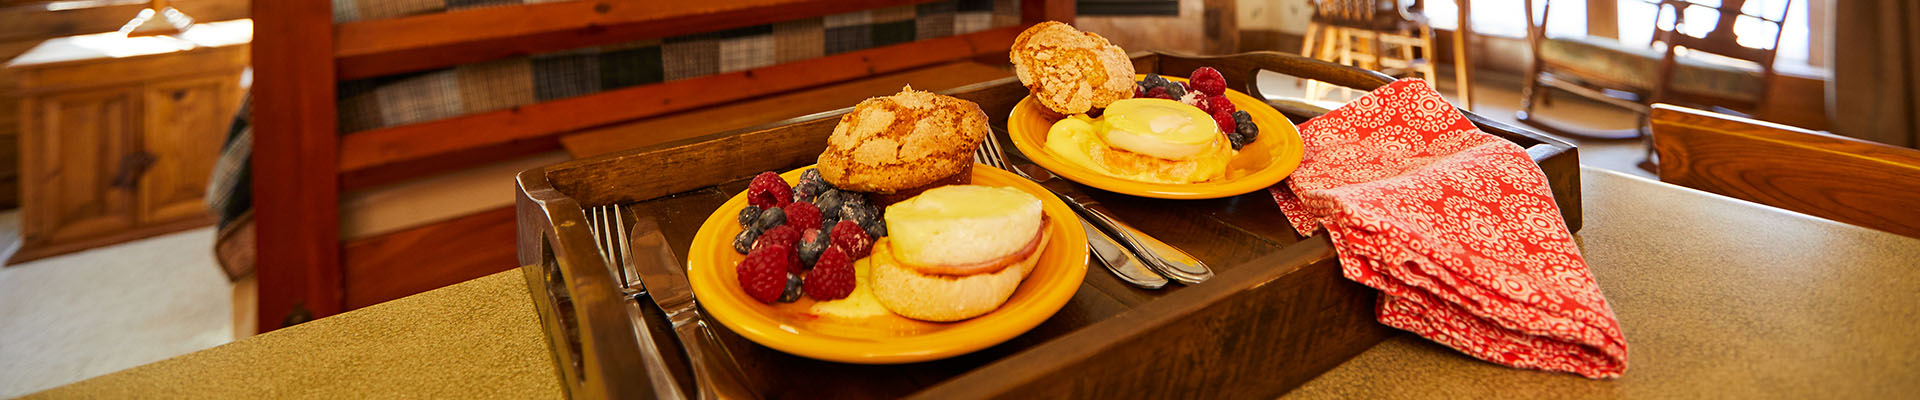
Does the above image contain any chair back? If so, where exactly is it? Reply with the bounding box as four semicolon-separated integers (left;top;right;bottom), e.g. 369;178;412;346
1649;104;1920;239
1655;0;1792;71
1310;0;1419;29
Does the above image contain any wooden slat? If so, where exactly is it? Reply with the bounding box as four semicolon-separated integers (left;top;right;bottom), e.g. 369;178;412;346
558;61;1012;158
251;0;340;332
1650;104;1920;239
333;0;934;80
342;206;518;308
337;25;1023;175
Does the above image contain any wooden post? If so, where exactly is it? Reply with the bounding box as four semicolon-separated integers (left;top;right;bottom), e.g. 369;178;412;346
1023;0;1074;25
250;0;341;332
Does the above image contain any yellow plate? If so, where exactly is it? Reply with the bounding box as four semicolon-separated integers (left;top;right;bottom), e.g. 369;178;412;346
686;164;1088;364
1008;75;1305;199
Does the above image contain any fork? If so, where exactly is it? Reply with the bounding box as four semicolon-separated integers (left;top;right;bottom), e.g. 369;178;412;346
975;136;1170;289
588;204;642;295
981;132;1213;285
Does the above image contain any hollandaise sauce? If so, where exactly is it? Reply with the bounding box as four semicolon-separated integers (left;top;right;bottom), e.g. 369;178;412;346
1044;99;1235;184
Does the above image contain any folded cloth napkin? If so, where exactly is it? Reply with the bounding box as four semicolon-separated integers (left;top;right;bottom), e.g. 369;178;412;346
1270;79;1628;378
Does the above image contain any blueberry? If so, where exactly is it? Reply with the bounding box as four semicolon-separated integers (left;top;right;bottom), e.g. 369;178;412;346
1144;74;1171;90
813;189;845;219
732;229;761;254
777;273;804;303
862;220;887;238
840;204;877;228
1233;110;1258;141
797;230;828;267
1164;81;1187;98
737;205;762;227
752;207;785;231
799;168;823;186
1226;131;1250;150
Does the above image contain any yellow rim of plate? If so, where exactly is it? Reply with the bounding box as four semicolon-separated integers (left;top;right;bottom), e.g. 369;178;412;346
686;164;1089;364
1007;75;1305;199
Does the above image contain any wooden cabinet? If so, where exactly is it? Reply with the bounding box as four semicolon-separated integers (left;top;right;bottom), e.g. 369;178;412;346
5;20;250;264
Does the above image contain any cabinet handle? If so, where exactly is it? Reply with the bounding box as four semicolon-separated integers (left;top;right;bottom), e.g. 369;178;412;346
110;151;156;190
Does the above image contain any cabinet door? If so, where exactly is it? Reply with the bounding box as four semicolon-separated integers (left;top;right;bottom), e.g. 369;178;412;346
139;75;238;224
21;87;139;242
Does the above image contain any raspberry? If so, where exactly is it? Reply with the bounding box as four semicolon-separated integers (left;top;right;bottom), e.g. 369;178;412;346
804;246;855;300
786;202;823;231
752;225;803;271
1202;95;1235;115
746;171;792;209
736;244;791;303
1189;67;1227;96
1211;108;1238;136
1144;86;1171;100
829;220;874;259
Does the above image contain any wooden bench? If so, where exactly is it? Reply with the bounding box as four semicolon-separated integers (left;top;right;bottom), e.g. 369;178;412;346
1649;103;1920;239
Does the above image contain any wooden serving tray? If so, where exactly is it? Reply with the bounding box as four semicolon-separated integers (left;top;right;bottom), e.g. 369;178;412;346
515;52;1581;399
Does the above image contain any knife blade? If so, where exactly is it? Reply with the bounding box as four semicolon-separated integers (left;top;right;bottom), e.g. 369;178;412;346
629;218;758;400
1007;161;1215;284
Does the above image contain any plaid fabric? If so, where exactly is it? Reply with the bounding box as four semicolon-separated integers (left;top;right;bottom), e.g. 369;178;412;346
335;0;1018;133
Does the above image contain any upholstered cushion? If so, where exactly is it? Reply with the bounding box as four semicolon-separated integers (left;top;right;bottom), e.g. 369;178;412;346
1540;35;1764;101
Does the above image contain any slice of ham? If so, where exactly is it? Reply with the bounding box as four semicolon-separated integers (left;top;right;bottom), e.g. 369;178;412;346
892;216;1051;277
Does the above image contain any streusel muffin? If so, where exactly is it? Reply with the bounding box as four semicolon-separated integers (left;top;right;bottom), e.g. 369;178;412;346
1010;21;1137;115
817;86;988;202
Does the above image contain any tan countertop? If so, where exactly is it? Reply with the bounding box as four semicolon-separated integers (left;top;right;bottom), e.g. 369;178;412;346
30;167;1920;398
27;272;562;399
1285;168;1920;398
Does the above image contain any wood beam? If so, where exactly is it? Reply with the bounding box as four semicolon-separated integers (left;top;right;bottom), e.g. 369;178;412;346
250;0;340;332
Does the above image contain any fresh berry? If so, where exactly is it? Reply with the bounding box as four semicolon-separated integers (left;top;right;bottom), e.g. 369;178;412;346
797;228;828;267
804;246;856;300
736;244;791;303
753;225;802;249
829;220;874;259
751;206;785;231
737;205;762;227
1227;130;1250;150
839;203;878;229
861;219;887;238
1232;110;1259;141
777;273;804;302
746;171;792;209
1163;80;1187;98
1143;74;1173;91
752;225;803;271
813;189;846;220
798;168;824;186
732;228;761;254
1144;86;1171;100
1133;85;1145;98
1211;108;1238;136
793;169;826;203
1201;95;1235;115
1188;67;1227;96
786;202;823;230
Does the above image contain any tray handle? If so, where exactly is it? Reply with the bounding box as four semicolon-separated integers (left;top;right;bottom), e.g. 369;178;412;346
516;168;670;399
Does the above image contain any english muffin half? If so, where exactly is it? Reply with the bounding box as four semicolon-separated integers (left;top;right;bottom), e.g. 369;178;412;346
1011;21;1137;115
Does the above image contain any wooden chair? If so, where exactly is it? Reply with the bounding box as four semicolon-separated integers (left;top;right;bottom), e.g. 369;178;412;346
1301;0;1469;106
250;0;1073;332
1649;104;1920;239
1519;0;1790;140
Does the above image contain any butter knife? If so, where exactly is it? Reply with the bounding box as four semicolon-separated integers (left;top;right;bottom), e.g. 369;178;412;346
629;218;758;400
1007;162;1215;285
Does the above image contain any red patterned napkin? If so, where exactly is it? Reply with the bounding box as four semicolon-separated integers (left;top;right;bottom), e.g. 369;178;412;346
1270;79;1628;378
